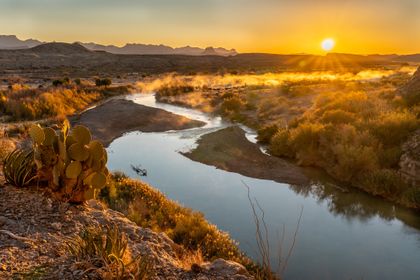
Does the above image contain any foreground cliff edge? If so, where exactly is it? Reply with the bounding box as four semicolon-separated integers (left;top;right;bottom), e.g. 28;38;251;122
0;178;254;279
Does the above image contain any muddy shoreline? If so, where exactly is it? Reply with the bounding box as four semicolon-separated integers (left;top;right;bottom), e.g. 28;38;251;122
182;125;310;186
72;98;205;146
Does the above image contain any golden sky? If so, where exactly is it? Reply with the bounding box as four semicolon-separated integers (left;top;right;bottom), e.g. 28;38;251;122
1;0;419;54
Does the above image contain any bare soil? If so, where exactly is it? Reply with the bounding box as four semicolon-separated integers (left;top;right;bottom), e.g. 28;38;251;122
72;98;205;146
182;126;310;186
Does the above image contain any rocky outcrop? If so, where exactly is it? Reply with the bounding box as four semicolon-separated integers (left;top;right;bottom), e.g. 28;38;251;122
400;129;420;187
398;66;420;105
0;185;253;279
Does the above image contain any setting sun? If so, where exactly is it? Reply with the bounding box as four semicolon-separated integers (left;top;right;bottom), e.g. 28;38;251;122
321;38;335;52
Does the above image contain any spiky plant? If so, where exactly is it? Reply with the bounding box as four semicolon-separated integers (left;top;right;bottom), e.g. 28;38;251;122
2;149;36;188
67;223;151;279
29;120;109;203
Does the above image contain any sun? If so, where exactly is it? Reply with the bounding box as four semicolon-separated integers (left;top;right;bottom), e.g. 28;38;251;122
321;38;335;52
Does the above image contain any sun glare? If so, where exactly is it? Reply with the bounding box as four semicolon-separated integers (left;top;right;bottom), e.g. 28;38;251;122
321;38;335;52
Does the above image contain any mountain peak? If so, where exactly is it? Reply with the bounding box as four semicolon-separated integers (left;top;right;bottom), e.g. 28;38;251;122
31;42;91;54
202;47;218;56
0;35;41;49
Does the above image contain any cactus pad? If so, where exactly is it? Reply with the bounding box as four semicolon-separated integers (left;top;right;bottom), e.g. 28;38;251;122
72;125;92;145
89;172;107;189
29;124;45;144
68;143;90;161
88;140;104;160
43;127;57;146
66;161;82;179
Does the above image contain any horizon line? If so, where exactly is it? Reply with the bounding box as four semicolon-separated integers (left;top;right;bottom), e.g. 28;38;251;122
2;34;420;56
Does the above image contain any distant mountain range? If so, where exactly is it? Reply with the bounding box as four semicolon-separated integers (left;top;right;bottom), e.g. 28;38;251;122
1;41;419;77
0;35;41;49
0;35;237;56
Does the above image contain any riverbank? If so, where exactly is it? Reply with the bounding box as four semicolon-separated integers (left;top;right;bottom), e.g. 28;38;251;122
183;125;310;186
73;98;206;146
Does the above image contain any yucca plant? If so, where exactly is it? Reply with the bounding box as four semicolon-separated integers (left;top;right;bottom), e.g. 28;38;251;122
67;223;151;279
2;149;36;188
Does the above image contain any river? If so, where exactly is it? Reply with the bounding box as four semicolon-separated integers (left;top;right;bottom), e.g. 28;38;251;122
106;94;420;280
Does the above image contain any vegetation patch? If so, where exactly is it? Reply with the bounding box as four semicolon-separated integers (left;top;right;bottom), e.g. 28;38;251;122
99;173;264;276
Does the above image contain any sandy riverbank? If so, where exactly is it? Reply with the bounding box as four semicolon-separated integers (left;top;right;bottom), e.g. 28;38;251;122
73;98;205;146
182;125;310;185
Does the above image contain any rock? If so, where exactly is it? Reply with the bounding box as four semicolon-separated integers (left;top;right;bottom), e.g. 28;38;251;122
0;216;7;226
51;222;62;231
203;258;250;277
85;199;105;210
398;66;420;105
400;129;420;187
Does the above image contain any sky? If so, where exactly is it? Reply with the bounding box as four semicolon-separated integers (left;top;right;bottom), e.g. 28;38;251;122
0;0;419;54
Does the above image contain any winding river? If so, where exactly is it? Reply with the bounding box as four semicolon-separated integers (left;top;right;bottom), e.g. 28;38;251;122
106;94;420;280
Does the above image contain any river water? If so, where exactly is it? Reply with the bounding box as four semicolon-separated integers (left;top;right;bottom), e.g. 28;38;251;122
106;94;420;280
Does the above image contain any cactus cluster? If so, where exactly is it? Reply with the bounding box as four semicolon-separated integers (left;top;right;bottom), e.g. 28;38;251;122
29;121;109;203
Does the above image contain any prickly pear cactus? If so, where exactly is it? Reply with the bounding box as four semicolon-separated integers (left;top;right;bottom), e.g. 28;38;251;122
29;121;109;203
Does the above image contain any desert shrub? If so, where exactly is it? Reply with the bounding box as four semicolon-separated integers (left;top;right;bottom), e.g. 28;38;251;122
99;175;254;268
361;169;407;198
378;146;403;168
74;78;81;85
402;187;420;208
156;85;194;97
269;129;293;157
2;149;36;188
67;223;151;279
265;85;419;207
95;78;112;87
369;111;418;146
313;91;378;120
28;122;109;203
220;96;245;114
257;97;288;119
320;109;357;125
0;86;102;121
287;123;326;165
331;144;378;182
52;78;70;87
257;124;279;144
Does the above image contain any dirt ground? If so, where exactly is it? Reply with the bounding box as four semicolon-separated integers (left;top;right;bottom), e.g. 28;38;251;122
73;98;205;146
182;126;310;186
